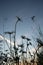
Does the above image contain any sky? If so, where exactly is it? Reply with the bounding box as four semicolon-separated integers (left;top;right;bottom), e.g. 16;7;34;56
0;0;43;54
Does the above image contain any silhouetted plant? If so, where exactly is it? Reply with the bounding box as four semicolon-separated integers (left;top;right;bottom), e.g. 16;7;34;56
31;16;35;22
36;38;43;65
37;38;43;47
37;52;43;65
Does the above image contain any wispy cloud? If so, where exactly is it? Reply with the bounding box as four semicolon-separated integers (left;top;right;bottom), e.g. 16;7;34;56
0;34;14;46
0;34;21;46
0;34;36;54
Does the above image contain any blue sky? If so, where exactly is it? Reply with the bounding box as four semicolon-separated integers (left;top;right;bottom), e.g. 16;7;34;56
0;0;43;53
